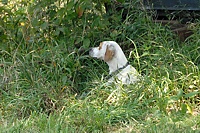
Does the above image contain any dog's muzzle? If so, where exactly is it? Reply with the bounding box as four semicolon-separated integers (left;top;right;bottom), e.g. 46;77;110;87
89;48;94;57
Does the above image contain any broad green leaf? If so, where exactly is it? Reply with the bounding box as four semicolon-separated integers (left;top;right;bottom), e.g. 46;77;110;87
31;18;39;27
58;27;65;33
62;76;68;84
177;89;184;98
41;22;48;30
184;91;199;98
181;103;187;114
67;1;74;11
83;38;90;48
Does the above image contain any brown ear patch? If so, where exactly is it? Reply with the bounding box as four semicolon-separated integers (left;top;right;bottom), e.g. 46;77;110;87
104;45;114;62
99;42;103;50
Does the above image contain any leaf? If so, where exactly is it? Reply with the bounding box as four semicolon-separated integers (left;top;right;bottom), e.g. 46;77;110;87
177;89;184;98
110;30;119;38
62;76;68;84
67;1;74;11
181;103;187;114
117;0;125;3
1;0;8;5
54;29;60;36
186;104;193;114
31;18;39;27
76;6;83;18
169;96;179;102
83;38;90;48
58;27;65;33
140;52;150;57
41;22;48;30
184;91;199;98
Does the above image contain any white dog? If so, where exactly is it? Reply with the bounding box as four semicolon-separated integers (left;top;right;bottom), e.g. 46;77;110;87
89;41;140;85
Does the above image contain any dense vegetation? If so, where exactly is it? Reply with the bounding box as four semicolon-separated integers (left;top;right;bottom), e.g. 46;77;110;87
0;0;199;132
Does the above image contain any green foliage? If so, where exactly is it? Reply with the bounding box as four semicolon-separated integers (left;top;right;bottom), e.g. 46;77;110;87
0;0;200;132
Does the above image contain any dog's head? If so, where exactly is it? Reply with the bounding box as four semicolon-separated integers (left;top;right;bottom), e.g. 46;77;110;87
89;41;116;62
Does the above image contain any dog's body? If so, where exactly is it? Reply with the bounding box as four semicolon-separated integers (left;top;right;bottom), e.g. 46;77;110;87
89;41;139;85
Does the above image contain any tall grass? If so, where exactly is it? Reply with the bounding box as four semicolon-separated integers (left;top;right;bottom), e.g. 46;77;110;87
0;0;200;132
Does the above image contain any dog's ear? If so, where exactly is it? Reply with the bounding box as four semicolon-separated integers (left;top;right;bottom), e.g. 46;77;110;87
104;44;115;62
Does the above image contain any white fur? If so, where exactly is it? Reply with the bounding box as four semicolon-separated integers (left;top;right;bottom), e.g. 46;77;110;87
89;41;139;85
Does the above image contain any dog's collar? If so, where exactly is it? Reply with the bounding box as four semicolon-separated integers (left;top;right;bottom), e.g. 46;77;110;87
105;62;129;80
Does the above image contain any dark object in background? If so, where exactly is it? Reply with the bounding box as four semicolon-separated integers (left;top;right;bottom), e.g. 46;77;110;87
143;0;200;41
143;0;200;11
104;0;200;41
143;0;200;21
